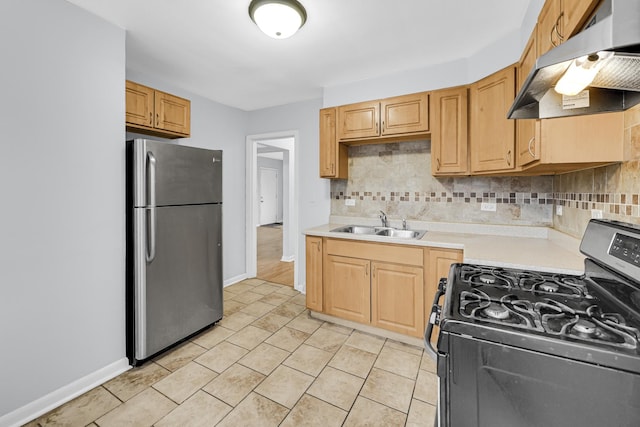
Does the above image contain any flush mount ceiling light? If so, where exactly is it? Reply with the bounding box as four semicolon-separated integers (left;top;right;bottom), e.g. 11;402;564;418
248;0;307;39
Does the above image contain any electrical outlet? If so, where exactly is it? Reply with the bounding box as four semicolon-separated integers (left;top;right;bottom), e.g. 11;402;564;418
591;209;603;219
345;199;356;206
481;202;497;212
556;205;563;216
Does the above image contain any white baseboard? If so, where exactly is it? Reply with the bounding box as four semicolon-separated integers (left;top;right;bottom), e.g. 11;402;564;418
224;273;248;287
280;255;295;262
0;358;130;427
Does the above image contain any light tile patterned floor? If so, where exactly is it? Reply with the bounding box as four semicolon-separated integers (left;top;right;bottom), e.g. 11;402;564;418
26;279;438;427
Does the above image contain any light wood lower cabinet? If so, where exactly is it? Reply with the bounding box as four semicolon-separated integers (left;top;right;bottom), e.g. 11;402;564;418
324;255;371;324
305;236;462;339
425;248;463;345
371;262;424;336
305;236;323;312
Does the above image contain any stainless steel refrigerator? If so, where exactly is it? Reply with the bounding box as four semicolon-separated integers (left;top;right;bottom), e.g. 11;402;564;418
126;138;223;365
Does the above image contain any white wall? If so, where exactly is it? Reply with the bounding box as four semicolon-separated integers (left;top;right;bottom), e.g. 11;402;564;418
0;0;126;421
247;99;329;289
323;0;543;107
126;71;249;283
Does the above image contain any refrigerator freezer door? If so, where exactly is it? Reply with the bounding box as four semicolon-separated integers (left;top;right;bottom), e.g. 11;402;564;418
132;139;222;207
133;203;223;360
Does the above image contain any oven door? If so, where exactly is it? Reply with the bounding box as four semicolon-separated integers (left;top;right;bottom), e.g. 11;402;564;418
439;332;640;427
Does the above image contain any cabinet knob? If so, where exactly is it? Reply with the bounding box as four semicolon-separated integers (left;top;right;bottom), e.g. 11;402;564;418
436;158;441;171
506;150;512;166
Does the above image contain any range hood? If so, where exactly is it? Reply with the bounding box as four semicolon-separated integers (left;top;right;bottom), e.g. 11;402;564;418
508;0;640;119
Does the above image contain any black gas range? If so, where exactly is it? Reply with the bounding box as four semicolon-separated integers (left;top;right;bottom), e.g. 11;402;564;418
425;219;640;427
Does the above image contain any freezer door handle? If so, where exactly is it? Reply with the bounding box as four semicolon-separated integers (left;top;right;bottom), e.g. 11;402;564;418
146;152;157;262
146;151;156;206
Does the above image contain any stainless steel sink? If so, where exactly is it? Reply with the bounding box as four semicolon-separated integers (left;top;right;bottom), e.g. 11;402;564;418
375;228;427;239
330;225;378;235
330;224;426;240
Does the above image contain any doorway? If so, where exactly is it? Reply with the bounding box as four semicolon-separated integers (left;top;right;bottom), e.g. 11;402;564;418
246;132;298;290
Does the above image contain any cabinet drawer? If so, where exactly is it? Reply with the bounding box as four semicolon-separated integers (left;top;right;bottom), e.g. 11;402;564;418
325;238;423;267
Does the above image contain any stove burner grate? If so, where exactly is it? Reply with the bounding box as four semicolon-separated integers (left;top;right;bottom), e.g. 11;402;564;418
459;289;543;331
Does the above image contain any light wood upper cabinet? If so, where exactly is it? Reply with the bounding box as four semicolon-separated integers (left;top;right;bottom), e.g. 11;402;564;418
126;80;191;139
517;32;540;167
126;81;154;128
562;0;600;39
371;261;424;337
154;91;190;136
516;1;626;174
521;113;624;174
319;108;348;179
537;0;563;55
380;93;429;136
431;86;468;175
305;236;323;312
538;0;599;56
337;101;380;140
470;65;516;173
324;254;371;324
336;92;429;142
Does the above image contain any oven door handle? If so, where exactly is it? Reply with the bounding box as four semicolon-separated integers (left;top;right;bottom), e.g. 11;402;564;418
424;278;446;360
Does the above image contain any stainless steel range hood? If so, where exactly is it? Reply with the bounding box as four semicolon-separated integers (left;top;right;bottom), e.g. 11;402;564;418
508;0;640;119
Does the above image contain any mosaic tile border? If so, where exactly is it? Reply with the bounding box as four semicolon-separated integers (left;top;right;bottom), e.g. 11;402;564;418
554;193;640;218
331;191;554;205
330;191;640;218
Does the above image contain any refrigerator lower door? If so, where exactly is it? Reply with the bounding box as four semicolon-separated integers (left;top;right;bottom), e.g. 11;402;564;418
133;203;222;361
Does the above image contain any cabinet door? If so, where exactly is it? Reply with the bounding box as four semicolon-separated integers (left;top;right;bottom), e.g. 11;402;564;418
431;87;468;175
470;66;516;173
426;249;463;346
562;0;599;39
371;262;424;337
305;236;323;312
155;90;191;136
337;101;380;140
516;33;541;167
324;255;371;324
381;92;429;136
537;0;562;55
319;108;347;179
125;80;154;128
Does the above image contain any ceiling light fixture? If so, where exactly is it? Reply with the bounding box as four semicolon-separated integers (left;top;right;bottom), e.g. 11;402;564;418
248;0;307;39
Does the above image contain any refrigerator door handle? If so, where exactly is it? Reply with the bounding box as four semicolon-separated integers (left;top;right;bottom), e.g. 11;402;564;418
146;152;157;263
146;151;156;206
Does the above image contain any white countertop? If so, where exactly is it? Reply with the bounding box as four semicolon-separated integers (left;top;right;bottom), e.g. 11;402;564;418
304;217;585;275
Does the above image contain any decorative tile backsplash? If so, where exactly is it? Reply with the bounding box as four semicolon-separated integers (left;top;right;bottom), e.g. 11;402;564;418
330;141;554;227
329;136;640;237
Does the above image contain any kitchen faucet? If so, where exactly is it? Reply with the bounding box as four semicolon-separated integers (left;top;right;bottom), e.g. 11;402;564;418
379;210;388;227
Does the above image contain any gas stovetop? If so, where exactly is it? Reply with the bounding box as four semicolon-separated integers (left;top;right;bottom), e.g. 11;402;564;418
451;264;640;351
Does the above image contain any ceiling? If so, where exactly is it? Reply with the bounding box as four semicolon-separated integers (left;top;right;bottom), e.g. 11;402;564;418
66;0;536;111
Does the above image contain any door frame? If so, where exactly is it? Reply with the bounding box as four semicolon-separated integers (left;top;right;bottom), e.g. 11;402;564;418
246;131;298;290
